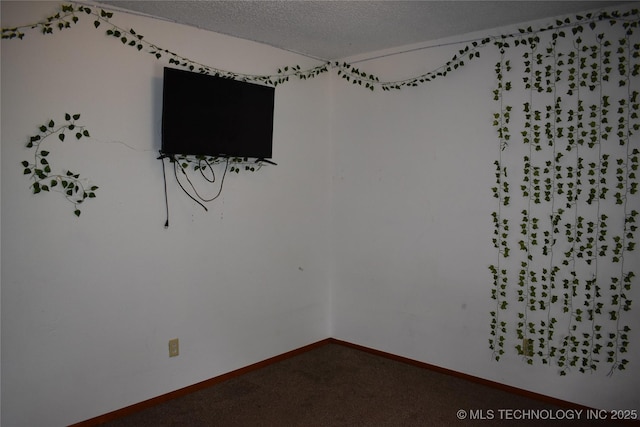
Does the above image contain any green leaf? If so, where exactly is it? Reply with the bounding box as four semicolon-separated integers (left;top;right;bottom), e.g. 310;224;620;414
59;133;65;142
65;113;71;121
73;114;80;120
74;209;81;217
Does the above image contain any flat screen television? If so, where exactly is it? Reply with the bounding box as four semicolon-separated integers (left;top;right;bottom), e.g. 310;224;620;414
161;67;275;159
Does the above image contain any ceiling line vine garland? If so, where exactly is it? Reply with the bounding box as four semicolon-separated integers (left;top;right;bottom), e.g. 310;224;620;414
3;3;639;90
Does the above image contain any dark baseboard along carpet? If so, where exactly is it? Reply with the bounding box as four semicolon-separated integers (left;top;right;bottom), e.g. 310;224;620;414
101;342;626;426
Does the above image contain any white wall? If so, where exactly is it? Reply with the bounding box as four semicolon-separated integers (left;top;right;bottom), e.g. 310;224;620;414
2;2;639;426
1;2;331;426
330;6;639;413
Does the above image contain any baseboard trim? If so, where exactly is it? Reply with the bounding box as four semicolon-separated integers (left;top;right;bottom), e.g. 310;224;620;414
71;337;637;426
69;338;332;426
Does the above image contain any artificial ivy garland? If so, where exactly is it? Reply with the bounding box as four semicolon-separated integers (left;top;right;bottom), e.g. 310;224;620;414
1;4;328;86
1;2;486;90
21;113;97;217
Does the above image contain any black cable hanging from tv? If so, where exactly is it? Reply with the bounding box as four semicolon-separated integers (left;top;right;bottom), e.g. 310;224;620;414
159;153;230;228
174;155;229;207
161;156;170;228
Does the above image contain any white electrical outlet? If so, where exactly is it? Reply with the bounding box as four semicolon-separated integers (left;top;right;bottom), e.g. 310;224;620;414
169;338;179;357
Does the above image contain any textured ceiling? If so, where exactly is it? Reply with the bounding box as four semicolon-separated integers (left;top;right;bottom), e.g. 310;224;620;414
98;1;634;60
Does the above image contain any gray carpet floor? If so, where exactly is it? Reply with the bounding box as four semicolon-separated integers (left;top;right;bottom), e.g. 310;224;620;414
101;342;624;426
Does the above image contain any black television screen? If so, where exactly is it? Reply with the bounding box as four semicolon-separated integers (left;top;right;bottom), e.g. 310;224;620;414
161;67;275;159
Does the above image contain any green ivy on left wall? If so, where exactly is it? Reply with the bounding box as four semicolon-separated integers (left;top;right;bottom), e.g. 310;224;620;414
21;113;97;217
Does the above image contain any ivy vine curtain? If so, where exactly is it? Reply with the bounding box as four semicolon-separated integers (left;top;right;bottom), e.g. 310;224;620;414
489;13;639;375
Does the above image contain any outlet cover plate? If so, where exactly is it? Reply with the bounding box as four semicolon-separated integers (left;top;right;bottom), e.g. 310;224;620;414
169;338;179;357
